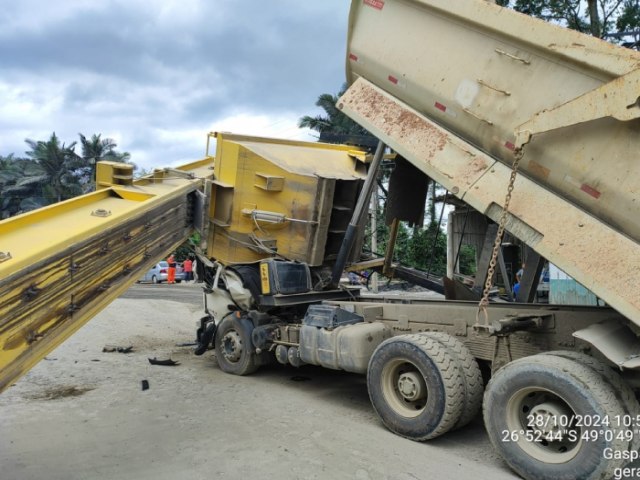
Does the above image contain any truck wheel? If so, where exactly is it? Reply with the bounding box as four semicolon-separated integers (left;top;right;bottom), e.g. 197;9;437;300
214;316;258;375
422;332;484;429
483;354;631;480
541;350;640;451
367;334;464;441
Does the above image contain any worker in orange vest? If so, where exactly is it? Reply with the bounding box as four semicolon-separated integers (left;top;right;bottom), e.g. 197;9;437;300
167;254;176;284
183;257;193;282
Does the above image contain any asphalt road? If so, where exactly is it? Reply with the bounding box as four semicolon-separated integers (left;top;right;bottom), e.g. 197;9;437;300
121;281;206;304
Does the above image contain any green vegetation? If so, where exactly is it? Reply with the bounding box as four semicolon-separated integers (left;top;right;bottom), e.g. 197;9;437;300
174;232;201;262
496;0;640;45
0;133;131;219
363;190;476;278
300;3;640;277
298;83;369;136
301;86;460;277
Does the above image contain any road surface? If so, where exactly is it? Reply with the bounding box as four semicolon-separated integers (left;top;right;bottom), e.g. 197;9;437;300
0;283;517;480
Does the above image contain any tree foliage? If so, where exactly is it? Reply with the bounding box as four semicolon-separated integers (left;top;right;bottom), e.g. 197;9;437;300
496;0;640;45
24;133;82;203
364;189;457;279
78;133;131;191
0;132;131;218
0;154;49;218
301;85;456;277
298;83;369;135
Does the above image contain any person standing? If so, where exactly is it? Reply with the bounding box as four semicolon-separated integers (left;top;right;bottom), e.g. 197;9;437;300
183;257;193;282
192;258;199;283
516;263;525;284
513;263;525;302
167;253;176;284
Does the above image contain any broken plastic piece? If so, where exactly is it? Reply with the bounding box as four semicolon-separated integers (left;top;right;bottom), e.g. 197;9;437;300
148;357;180;366
103;345;134;353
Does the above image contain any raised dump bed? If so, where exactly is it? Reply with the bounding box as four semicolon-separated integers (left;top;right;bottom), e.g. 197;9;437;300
342;0;640;326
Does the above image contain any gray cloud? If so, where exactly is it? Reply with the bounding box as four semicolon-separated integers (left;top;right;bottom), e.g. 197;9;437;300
0;0;351;169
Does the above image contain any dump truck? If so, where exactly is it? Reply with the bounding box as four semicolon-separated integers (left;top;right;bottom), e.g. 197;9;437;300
2;1;640;479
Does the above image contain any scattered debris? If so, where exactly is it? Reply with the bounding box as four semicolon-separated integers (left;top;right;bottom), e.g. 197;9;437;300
148;357;180;366
28;385;95;400
91;359;101;362
141;379;149;391
102;345;134;353
378;281;430;293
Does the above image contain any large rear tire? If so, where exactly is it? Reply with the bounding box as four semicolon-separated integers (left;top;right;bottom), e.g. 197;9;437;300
422;332;484;429
214;316;258;376
484;354;632;480
367;334;464;441
540;350;640;451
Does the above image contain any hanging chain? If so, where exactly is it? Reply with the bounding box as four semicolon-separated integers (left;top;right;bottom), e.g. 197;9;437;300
476;151;523;327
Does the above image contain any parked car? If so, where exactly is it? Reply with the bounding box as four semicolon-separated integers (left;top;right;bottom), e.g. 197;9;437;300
139;261;184;284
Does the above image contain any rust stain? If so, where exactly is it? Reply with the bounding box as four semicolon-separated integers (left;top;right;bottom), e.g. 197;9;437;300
346;84;448;163
469;157;489;174
541;210;639;309
528;160;551;180
343;81;493;188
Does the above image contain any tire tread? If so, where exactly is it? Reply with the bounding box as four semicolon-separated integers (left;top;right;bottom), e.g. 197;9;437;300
484;354;631;480
394;334;465;439
540;350;640;451
421;332;484;429
214;316;258;376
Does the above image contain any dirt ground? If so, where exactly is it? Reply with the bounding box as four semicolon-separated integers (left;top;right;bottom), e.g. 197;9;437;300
0;284;517;480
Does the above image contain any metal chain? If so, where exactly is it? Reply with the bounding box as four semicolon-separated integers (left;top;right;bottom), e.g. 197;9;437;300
476;151;523;326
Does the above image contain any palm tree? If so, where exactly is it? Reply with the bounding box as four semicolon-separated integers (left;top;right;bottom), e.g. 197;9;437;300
78;133;131;191
299;84;370;136
0;154;20;188
79;133;117;162
0;155;23;218
24;133;81;203
0;155;49;218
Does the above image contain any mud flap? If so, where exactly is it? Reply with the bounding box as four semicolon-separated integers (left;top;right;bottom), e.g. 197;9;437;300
573;319;640;369
194;315;216;356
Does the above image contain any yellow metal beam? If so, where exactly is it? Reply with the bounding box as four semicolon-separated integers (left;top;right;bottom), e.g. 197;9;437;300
0;158;214;393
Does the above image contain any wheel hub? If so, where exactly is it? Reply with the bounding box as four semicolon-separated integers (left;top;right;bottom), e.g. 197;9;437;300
529;401;573;437
397;371;426;401
222;331;243;362
506;387;582;464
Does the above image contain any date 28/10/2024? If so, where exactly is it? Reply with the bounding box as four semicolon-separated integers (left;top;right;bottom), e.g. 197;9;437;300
501;413;640;445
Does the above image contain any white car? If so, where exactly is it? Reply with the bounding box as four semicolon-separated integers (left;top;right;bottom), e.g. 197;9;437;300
139;261;184;284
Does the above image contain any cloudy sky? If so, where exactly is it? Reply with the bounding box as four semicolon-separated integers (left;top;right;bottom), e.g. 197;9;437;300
0;0;352;170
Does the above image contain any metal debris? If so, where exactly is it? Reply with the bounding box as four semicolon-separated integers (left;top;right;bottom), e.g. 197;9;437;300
102;345;134;353
148;357;180;366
